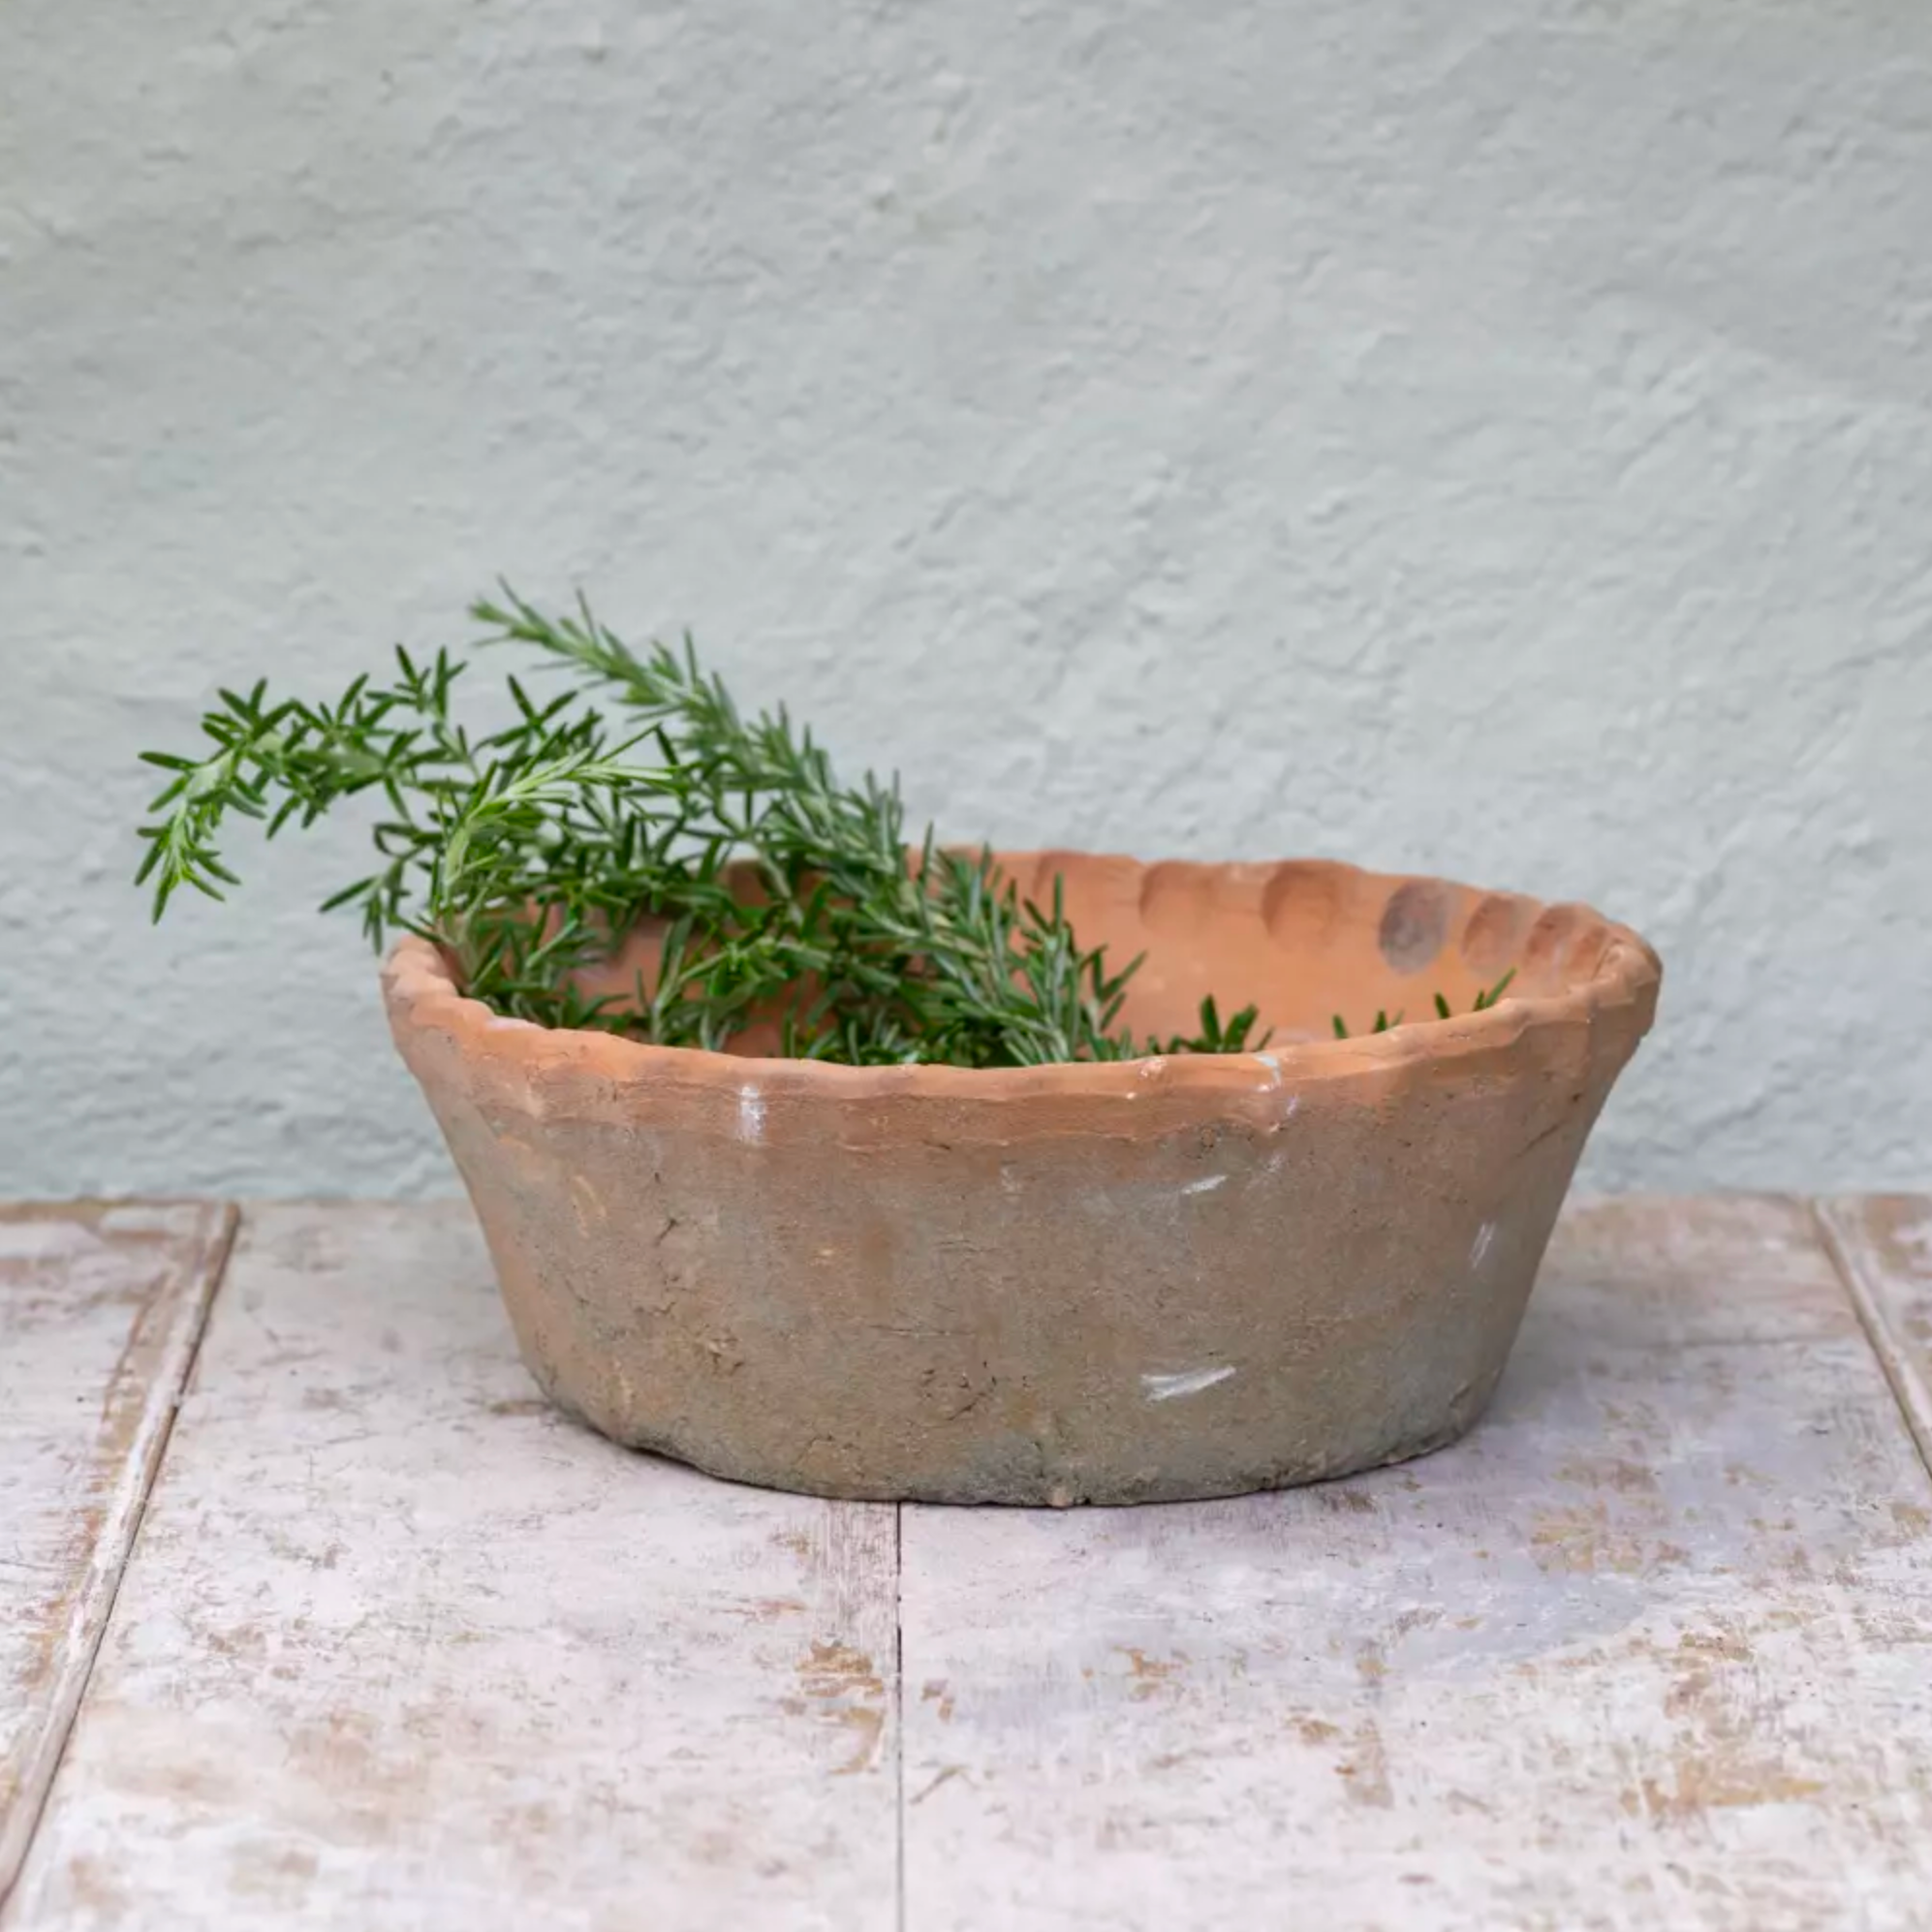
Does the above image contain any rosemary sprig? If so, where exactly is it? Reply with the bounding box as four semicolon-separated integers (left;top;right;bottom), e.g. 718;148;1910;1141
135;592;1515;1067
1330;970;1516;1040
136;594;1151;1063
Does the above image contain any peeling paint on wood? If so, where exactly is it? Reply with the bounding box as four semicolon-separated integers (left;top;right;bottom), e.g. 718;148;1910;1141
1819;1197;1932;1480
8;1198;1932;1929
4;1204;896;1931
899;1196;1932;1930
0;1200;234;1907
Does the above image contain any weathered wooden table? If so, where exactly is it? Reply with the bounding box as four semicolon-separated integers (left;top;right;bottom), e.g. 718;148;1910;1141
2;1197;1929;1930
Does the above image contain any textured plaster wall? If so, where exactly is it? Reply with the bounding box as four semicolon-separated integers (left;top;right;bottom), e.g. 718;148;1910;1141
3;0;1928;1199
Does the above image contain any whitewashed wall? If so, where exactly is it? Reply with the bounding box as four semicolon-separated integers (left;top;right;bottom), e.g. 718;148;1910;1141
3;0;1927;1197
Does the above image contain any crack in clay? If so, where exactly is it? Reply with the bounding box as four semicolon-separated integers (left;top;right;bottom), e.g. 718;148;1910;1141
1142;1365;1237;1402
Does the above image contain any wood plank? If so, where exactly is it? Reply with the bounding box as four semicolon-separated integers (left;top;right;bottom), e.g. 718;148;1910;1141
1818;1196;1932;1477
5;1203;899;1932
0;1201;234;1907
899;1195;1932;1931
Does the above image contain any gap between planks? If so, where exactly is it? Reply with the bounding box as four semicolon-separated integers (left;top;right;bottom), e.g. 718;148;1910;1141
0;1202;239;1916
893;1503;907;1932
1815;1197;1932;1484
891;1193;1932;1931
16;1195;1928;1931
8;1203;903;1932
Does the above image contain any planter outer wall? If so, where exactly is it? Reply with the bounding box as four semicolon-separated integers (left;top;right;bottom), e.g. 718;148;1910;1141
384;857;1661;1505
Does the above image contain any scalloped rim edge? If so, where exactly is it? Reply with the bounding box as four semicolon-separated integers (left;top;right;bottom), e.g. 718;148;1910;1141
382;855;1662;1107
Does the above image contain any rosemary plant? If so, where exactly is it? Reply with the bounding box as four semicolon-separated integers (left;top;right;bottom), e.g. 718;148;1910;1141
1330;971;1515;1041
135;592;1505;1066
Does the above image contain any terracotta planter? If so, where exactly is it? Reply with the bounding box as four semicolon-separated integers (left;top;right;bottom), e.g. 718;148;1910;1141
384;855;1660;1505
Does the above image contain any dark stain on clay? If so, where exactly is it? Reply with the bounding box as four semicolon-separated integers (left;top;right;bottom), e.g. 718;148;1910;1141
1378;880;1450;974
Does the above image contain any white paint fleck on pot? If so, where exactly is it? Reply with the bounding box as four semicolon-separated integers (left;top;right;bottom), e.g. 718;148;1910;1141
1142;1366;1238;1402
736;1084;766;1145
570;1173;606;1234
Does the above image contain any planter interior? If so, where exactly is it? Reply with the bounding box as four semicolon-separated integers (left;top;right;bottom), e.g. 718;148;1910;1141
385;855;1661;1506
565;855;1589;1052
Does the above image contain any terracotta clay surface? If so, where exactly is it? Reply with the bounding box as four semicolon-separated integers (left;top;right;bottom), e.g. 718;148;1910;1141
382;856;1660;1504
